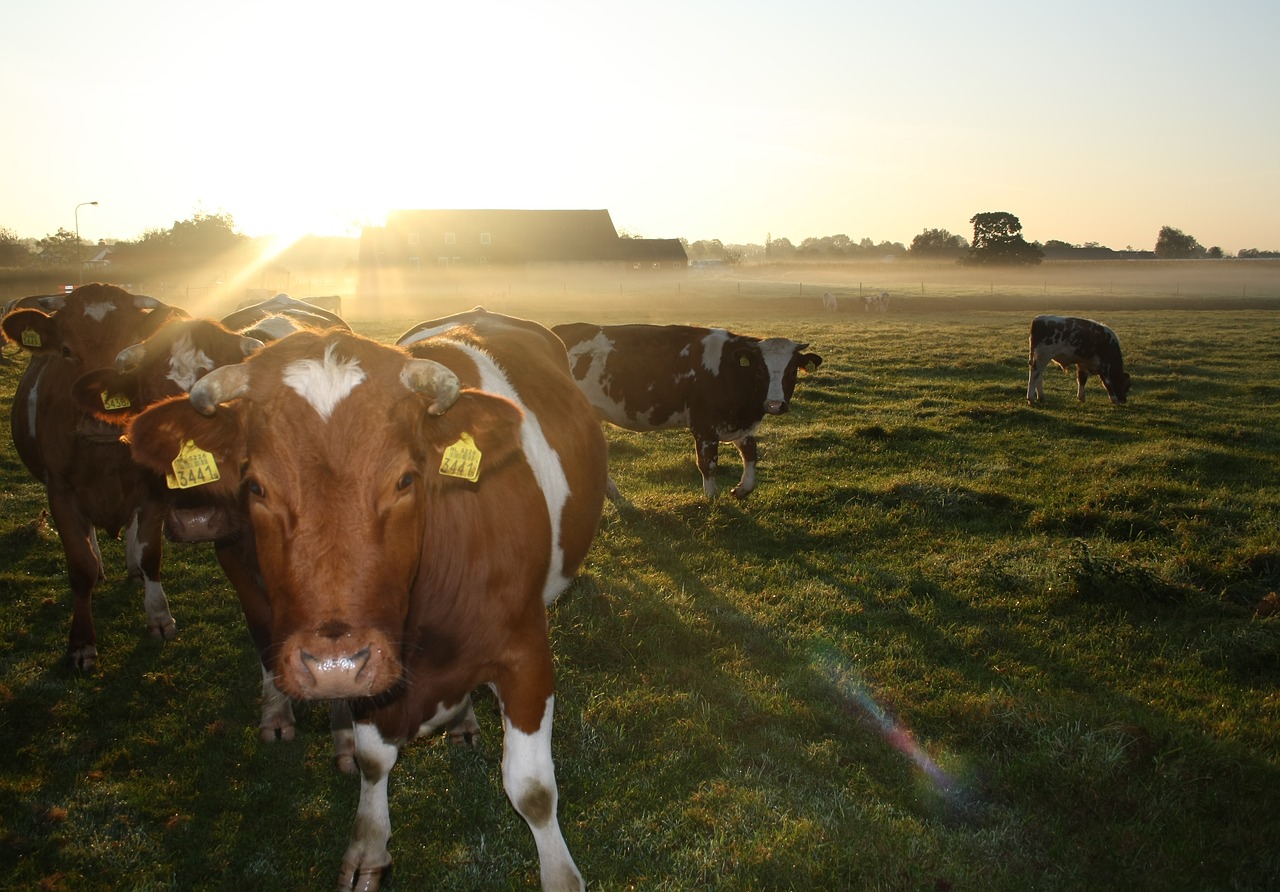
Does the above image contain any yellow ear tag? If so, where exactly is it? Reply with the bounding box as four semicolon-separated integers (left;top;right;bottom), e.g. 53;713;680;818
101;390;132;410
21;329;41;348
440;432;482;482
739;355;750;367
167;440;221;490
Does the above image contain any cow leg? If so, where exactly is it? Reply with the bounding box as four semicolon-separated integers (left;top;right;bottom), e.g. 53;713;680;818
338;722;399;892
445;695;482;747
729;436;759;500
47;493;102;669
494;638;584;892
1075;365;1089;402
693;433;720;500
604;476;624;504
215;544;299;744
1027;355;1045;403
332;699;357;773
125;507;177;640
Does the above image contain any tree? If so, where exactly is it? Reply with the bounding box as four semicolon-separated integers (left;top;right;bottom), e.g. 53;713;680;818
34;227;83;267
1155;226;1204;259
112;211;247;270
0;227;31;267
963;212;1043;266
909;228;968;258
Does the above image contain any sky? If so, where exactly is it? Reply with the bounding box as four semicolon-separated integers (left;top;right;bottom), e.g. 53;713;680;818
3;0;1278;254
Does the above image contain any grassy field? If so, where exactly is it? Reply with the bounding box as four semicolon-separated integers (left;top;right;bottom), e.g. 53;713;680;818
1;279;1278;890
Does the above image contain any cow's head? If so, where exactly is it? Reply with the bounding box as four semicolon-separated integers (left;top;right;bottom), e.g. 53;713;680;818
2;284;184;373
1103;368;1132;405
72;318;262;430
126;330;525;701
752;338;823;415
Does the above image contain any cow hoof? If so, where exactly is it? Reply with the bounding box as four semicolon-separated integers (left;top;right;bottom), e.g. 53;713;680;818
338;861;390;892
67;645;98;672
334;751;358;775
729;487;752;501
150;614;178;641
259;722;297;744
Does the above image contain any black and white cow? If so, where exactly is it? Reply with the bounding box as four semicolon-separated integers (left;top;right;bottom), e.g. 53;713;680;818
1027;314;1130;405
553;322;822;501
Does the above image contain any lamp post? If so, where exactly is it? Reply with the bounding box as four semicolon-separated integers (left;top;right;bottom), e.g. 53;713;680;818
75;200;98;286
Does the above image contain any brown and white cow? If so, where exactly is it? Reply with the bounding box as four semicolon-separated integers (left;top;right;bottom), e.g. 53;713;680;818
1;283;188;668
1028;314;1131;405
71;293;352;743
552;322;822;501
127;310;606;891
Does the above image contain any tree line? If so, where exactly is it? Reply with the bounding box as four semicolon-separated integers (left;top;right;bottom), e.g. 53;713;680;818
684;213;1280;266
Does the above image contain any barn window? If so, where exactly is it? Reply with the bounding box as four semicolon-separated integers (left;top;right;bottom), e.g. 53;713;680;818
437;256;450;267
444;232;456;245
408;255;420;270
480;232;492;245
407;232;419;246
652;262;661;269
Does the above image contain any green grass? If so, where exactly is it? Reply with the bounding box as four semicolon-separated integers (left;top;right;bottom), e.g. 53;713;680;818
1;288;1278;890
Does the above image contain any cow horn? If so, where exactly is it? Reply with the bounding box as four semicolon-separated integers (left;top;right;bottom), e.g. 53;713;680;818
401;358;461;416
239;336;265;357
116;342;147;372
39;296;67;313
189;363;252;415
133;294;164;310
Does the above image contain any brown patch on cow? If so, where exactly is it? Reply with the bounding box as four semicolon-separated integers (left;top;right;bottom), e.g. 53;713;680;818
518;784;555;827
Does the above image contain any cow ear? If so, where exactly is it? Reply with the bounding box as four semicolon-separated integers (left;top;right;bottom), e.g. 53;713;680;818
1;308;57;353
127;396;244;497
415;390;526;486
799;352;823;373
73;367;141;422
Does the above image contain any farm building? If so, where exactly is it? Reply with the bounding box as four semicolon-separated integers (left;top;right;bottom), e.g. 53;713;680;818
356;209;688;309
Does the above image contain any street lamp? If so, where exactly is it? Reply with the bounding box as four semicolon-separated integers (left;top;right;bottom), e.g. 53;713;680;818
75;200;99;286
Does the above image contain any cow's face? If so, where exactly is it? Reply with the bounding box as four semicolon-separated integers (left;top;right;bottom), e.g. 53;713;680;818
72;319;260;429
756;338;822;415
126;330;522;701
1104;370;1131;405
2;285;180;375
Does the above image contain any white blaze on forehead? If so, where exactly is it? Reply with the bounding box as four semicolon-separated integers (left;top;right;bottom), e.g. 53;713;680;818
281;342;366;420
700;329;731;373
166;331;217;392
758;338;800;403
83;300;116;321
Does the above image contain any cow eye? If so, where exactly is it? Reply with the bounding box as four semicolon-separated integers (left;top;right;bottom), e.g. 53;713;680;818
396;472;415;492
246;478;265;499
61;345;74;360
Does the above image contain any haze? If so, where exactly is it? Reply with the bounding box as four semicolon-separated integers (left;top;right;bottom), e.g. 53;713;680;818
3;0;1278;254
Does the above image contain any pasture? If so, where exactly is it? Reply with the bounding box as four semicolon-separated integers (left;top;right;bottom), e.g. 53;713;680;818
1;280;1278;890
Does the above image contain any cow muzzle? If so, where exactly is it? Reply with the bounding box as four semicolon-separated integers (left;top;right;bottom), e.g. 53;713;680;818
765;400;789;415
282;630;399;700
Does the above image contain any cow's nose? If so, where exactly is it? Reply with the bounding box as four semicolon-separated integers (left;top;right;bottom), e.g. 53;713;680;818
298;646;373;695
765;400;788;415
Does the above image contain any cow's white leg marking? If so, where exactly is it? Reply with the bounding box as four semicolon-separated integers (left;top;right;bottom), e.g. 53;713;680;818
339;722;399;889
125;512;176;640
258;664;298;743
502;696;584;892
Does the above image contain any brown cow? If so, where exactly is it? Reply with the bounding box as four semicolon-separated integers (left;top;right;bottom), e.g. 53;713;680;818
127;310;606;891
71;293;352;744
552;322;822;501
1;284;187;668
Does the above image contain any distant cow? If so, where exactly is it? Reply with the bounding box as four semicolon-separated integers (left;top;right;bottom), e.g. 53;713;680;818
822;292;838;312
553;322;823;500
71;293;351;743
1028;314;1131;405
1;284;188;668
127;310;606;890
864;291;890;313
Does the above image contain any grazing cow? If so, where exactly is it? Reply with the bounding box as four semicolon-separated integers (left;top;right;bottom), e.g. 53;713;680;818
552;322;823;500
126;310;606;891
1027;314;1131;405
1;284;187;668
71;293;352;743
821;292;838;312
864;291;890;313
